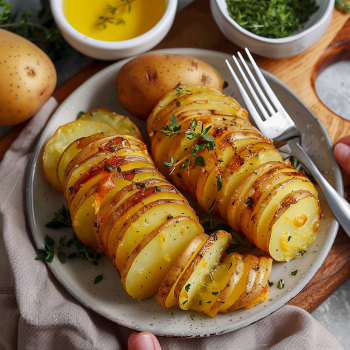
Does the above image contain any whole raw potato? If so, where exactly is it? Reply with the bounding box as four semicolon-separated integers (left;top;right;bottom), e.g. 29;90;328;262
0;29;57;126
115;53;225;120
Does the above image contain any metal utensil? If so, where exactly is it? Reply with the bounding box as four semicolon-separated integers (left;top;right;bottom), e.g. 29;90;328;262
225;48;350;237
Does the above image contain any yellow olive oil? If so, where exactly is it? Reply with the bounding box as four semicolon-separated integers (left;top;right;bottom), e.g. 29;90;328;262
64;0;167;41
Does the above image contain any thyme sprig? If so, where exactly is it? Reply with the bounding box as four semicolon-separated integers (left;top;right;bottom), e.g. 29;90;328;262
162;115;216;175
45;204;72;230
98;0;136;29
0;0;65;61
36;233;102;266
159;114;182;138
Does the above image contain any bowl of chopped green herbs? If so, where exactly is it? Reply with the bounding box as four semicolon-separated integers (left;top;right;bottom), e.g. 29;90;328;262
210;0;334;58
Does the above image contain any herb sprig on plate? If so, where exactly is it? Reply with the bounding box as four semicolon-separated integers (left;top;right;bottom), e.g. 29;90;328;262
37;205;102;265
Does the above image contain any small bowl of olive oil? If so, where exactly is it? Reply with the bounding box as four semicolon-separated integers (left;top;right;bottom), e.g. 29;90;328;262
51;0;178;60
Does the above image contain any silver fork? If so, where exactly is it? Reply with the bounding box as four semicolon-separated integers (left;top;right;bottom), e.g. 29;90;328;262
225;48;350;238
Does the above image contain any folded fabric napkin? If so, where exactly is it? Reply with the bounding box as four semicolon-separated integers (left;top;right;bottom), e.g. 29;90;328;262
0;98;344;350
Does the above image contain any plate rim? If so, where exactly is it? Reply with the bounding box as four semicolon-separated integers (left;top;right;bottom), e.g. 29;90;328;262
26;47;342;337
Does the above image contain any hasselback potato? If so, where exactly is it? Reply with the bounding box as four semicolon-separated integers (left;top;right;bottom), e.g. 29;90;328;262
147;86;321;262
52;126;272;316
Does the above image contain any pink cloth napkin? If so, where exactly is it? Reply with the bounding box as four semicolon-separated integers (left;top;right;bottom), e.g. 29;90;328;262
0;97;344;350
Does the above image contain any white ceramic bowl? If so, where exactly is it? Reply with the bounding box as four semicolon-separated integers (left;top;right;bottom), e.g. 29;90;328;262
50;0;178;60
210;0;334;58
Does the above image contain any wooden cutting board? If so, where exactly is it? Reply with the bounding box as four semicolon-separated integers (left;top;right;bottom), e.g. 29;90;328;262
1;0;350;313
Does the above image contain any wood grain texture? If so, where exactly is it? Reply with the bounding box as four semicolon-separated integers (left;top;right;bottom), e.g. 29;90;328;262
0;0;349;313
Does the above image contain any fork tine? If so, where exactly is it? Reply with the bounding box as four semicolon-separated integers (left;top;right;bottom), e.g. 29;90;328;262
225;59;266;131
245;48;285;112
237;52;276;116
232;55;270;121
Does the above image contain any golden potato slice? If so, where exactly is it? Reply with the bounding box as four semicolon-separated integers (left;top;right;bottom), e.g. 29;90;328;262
95;177;169;253
153;91;243;133
227;162;288;232
187;253;240;317
153;100;246;137
197;141;274;213
171;124;261;193
268;191;321;261
224;254;259;312
237;167;298;239
64;148;149;203
62;134;150;188
148;86;224;133
175;231;232;311
56;134;107;188
43;120;118;191
218;147;283;218
113;199;198;271
244;285;269;309
252;177;318;251
228;256;268;311
72;167;164;249
156;233;208;308
103;188;187;260
121;217;204;299
78;107;142;140
206;253;244;317
220;254;257;312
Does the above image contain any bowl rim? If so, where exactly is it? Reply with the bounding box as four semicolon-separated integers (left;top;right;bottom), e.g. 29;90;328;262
50;0;177;50
215;0;334;43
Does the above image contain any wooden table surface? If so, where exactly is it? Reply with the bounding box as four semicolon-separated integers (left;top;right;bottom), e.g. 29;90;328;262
1;0;350;314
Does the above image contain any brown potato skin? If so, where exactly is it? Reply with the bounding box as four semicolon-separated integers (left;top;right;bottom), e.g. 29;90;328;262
0;29;56;126
115;53;225;120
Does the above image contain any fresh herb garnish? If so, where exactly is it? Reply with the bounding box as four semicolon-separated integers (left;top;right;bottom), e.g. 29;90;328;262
94;274;103;284
0;0;65;61
217;176;223;192
98;1;136;28
35;234;67;263
291;270;298;276
36;232;102;266
77;111;85;118
185;284;191;292
277;279;285;289
226;0;319;39
160;115;216;175
164;157;175;170
45;204;72;229
212;292;219;295
159;113;182;138
200;200;216;235
268;280;274;287
297;250;307;257
67;234;102;266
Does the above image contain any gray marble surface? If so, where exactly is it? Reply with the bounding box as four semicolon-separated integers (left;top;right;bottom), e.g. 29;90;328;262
2;0;350;348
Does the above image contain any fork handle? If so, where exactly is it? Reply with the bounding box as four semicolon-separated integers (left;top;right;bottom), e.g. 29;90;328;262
288;139;350;238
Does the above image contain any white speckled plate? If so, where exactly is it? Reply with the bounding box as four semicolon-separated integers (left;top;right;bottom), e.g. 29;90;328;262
27;48;342;337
